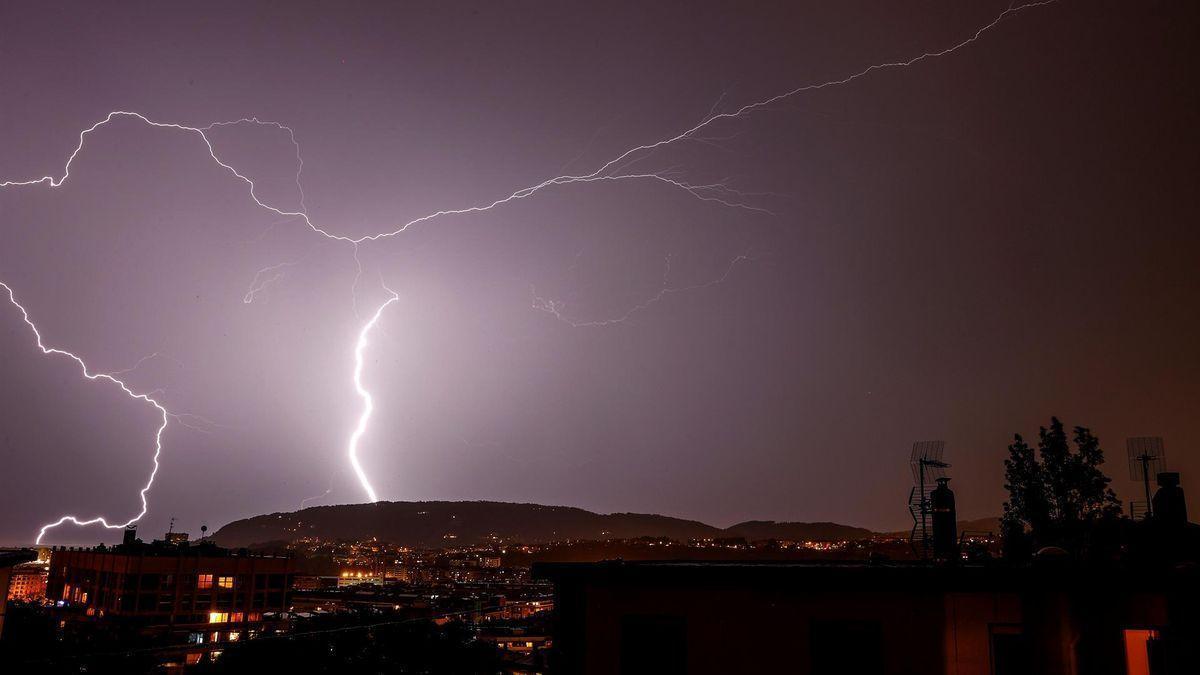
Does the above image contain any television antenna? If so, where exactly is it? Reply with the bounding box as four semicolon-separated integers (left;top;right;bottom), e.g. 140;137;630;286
1126;437;1166;520
908;440;949;559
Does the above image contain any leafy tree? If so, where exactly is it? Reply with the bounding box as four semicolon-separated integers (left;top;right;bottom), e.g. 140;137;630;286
1002;417;1122;557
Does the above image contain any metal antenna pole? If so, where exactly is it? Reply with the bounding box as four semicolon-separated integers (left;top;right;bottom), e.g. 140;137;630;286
1141;454;1153;518
1127;438;1166;521
918;461;927;549
908;441;948;560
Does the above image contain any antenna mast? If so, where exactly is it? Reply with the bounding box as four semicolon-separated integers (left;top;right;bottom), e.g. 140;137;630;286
1126;437;1166;520
908;441;949;560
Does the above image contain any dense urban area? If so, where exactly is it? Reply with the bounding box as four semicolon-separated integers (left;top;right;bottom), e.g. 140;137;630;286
0;519;953;672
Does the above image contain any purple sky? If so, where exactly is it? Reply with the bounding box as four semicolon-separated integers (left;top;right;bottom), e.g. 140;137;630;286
2;1;1197;545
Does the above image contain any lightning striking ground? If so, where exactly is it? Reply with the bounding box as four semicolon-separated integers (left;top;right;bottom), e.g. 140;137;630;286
347;287;400;503
0;0;1057;535
1;281;169;545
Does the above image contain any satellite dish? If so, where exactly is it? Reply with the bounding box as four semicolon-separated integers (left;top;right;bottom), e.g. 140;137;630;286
1034;546;1069;559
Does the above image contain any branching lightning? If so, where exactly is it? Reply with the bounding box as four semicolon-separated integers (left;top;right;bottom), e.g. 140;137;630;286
0;0;1056;535
298;469;340;510
532;254;753;327
1;281;169;545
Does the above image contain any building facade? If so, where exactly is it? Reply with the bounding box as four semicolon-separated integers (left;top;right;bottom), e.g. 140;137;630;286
47;536;296;644
6;563;48;601
0;550;38;639
535;561;1195;675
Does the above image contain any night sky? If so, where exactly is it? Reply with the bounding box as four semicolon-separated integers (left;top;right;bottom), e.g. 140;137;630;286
1;1;1197;545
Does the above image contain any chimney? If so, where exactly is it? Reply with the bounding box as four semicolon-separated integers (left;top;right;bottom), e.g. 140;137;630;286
122;525;137;546
1152;472;1187;526
931;477;958;561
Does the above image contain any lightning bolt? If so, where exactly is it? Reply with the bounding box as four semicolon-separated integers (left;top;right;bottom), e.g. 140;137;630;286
1;281;168;544
347;287;399;503
298;473;338;510
0;0;1057;245
532;254;754;327
0;114;761;243
0;0;1057;529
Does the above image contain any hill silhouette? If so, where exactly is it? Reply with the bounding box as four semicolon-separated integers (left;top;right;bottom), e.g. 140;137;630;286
210;500;998;548
211;501;721;548
724;520;874;542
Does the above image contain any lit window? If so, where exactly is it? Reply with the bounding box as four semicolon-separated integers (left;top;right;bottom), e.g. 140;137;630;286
208;612;229;623
197;574;213;589
230;612;244;623
228;631;241;642
218;576;234;589
1123;629;1161;675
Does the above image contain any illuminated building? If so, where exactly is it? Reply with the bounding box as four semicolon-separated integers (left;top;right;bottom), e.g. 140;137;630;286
536;561;1194;675
0;550;38;639
336;569;384;588
6;562;48;601
46;527;296;649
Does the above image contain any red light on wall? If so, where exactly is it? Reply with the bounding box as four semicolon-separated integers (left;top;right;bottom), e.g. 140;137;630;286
1123;629;1160;675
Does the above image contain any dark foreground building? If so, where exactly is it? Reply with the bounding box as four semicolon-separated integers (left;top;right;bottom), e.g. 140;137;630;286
46;527;296;666
535;560;1195;675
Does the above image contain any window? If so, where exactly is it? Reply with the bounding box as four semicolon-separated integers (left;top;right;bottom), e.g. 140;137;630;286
208;611;229;623
230;612;244;623
1123;629;1162;675
810;620;883;675
218;576;234;589
197;574;213;589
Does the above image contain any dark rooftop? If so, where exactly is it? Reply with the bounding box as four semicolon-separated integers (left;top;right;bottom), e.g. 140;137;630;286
532;559;1196;592
0;549;38;568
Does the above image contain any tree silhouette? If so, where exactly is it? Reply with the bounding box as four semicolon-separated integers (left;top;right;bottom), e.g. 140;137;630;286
1002;417;1122;558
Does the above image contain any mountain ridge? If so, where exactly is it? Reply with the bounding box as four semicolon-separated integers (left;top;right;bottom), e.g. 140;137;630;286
209;500;994;549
